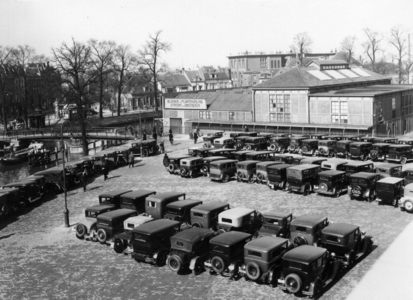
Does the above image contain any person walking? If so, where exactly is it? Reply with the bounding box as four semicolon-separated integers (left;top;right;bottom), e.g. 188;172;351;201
169;130;174;145
152;131;157;141
194;130;198;144
102;158;109;181
82;167;88;192
244;126;249;132
128;151;135;168
143;131;147;140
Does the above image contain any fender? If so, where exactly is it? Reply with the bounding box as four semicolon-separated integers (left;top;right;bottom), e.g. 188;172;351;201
189;256;200;270
359;236;373;257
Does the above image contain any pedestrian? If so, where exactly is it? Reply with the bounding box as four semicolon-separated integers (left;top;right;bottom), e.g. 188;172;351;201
128;151;135;168
102;158;109;181
194;130;198;144
163;153;169;167
152;131;157;141
143;131;147;140
244;126;249;132
196;126;200;136
169;130;174;145
82;167;88;192
159;140;165;153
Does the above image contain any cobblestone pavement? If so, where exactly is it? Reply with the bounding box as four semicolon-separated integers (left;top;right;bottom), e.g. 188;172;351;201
0;136;412;300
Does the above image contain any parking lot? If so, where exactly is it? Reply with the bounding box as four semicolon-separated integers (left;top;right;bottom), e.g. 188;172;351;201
0;136;412;300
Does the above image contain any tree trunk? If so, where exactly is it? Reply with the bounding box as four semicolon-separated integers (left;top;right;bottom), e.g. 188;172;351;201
76;97;89;156
117;71;123;117
154;73;158;112
99;74;103;119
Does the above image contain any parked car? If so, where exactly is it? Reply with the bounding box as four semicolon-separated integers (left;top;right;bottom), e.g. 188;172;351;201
290;214;329;247
325;135;345;141
239;236;292;284
213;137;236;149
287;164;321;195
117;190;156;214
236;160;260;183
348;172;381;201
268;137;290;153
230;132;258;138
321;223;373;267
130;219;181;266
165;155;191;174
34;166;71;192
0;188;21;219
188;146;204;157
278;245;341;297
193;148;211;158
288;137;306;153
317;140;337;157
112;215;154;253
349;142;372;160
375;177;404;207
243;137;267;151
374;137;397;144
190;201;230;229
164;199;203;226
369;143;391;161
299;157;327;166
179;157;203;178
402;168;413;185
300;139;319;156
256;212;293;238
320;159;348;171
272;154;296;164
387;144;413;165
201;156;227;176
310;134;327;140
245;151;274;161
1;180;43;206
145;192;186;219
95;208;138;244
342;135;363;141
315;170;348;198
233;150;253;161
167;227;215;274
400;183;413;212
360;137;376;143
267;164;293;191
129;139;160;157
203;131;224;148
207;148;236;158
375;163;403;179
205;231;252;278
209;159;238;183
255;161;282;184
292;156;307;165
335;140;353;159
97;189;132;209
344;161;375;175
217;207;263;234
258;132;276;146
398;137;413;146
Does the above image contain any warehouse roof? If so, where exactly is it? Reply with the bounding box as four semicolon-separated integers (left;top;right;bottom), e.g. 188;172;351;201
174;92;251;111
311;84;413;97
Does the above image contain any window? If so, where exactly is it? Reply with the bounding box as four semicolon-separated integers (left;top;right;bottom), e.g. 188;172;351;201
199;111;211;119
332;102;339;114
229;112;235;120
260;58;266;68
269;94;291;122
148;201;156;208
331;101;348;124
392;98;396;110
340;102;348;114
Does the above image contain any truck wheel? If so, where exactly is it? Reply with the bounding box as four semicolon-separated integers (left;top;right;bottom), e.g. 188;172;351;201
285;273;302;294
211;256;225;274
222;174;230;183
246;262;261;281
75;224;87;239
113;238;126;253
97;229;107;244
167;255;183;272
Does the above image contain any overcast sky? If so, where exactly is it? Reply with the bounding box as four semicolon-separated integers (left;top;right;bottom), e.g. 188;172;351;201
1;0;412;69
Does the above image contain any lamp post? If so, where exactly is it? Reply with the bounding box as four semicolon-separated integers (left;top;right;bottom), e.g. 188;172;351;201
61;122;69;227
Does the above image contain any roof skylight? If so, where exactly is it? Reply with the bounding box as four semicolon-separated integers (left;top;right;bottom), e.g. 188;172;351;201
352;68;371;77
308;70;332;81
339;69;359;78
325;70;346;79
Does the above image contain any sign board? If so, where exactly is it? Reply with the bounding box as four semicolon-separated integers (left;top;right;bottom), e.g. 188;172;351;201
165;98;207;110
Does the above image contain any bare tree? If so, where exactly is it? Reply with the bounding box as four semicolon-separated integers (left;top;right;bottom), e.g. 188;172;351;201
52;38;99;155
138;30;171;112
89;39;116;118
341;36;357;64
0;47;13;132
389;26;407;84
363;28;382;72
291;32;312;66
112;44;137;116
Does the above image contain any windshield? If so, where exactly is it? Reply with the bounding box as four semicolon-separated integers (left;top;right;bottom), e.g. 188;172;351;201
287;169;302;179
319;175;331;181
264;217;280;225
350;178;368;185
268;169;280;175
210;165;220;170
166;208;180;215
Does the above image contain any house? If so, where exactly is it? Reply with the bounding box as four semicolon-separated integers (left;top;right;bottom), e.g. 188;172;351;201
182;69;205;91
157;73;192;93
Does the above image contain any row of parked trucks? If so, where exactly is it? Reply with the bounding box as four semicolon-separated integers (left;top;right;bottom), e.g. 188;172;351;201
201;130;413;164
0;139;161;222
166;148;413;212
75;189;373;298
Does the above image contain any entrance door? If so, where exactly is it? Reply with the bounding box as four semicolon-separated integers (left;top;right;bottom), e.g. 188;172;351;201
170;118;183;134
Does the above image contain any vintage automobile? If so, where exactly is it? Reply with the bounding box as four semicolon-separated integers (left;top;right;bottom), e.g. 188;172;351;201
315;170;348;198
320;159;348;171
403;168;413;185
201;156;227;176
35;166;73;192
130;219;181;266
65;159;90;184
324;135;345;141
255;161;282;184
375;163;403;179
213;137;236;149
348;172;381;201
230;132;258;139
272;154;296;164
145;192;186;219
0;188;22;218
373;137;397;144
278;245;341;297
310;134;328;140
205;231;252;278
209;159;238;183
387;144;413;165
236;160;260;183
287;164;321;195
179;157;204;178
207;148;237;158
349;142;373;160
167;227;215;274
360;137;376;143
129;139;159;157
300;139;319;156
97;189;132;209
268;137;290;153
344;161;375;175
299;157;327;166
400;183;413;212
112;215;154;253
165;155;191;174
242;137;267;151
245;151;274;162
398;137;413;146
292;156;307;165
375;177;404;207
188;148;210;158
317;140;337;157
190;201;230;229
258;132;276;145
202;131;224;148
233;150;253;161
164;199;203;226
188;146;204;157
369;143;391;161
255;212;293;238
95;208;138;244
335;140;353;159
290;214;329;247
288;137;307;153
1;180;43;206
321;223;373;267
342;135;363;141
119;190;157;213
267;164;293;191
217;207;263;234
18;175;46;191
238;236;293;284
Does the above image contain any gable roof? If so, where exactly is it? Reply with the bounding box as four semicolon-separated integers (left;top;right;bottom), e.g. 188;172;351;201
158;74;191;88
203;72;230;81
184;70;204;82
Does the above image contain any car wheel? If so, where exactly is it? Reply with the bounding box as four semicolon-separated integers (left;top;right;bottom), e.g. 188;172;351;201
404;200;413;212
180;168;187;178
193;260;204;275
284;182;290;192
167;255;183;272
293;236;307;247
155;251;167;267
393;196;400;208
222;174;229;183
1;204;10;217
285;273;302;294
303;183;311;196
191;223;201;228
211;256;225;274
113;238;126;253
236;172;243;182
96;229;107;244
246;262;261;281
334;188;340;198
401;157;408;165
75;224;87;239
167;164;175;174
